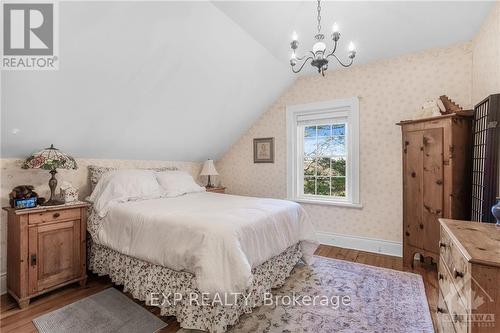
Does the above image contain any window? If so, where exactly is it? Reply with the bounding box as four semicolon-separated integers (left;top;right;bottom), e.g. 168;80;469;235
286;98;360;207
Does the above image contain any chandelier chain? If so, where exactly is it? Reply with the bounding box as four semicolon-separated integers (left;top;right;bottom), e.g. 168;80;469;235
316;0;321;33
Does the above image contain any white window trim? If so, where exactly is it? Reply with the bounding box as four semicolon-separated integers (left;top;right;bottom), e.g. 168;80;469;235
286;97;361;208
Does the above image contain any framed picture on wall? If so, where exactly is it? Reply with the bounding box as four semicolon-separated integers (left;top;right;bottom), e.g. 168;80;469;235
253;137;274;163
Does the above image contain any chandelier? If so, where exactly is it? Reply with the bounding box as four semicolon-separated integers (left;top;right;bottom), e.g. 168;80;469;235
290;0;356;76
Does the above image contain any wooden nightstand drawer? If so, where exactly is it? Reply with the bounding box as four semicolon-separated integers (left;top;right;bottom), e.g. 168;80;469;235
29;208;81;225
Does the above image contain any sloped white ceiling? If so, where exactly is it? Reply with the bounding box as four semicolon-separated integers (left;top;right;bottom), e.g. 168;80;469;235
214;1;494;75
1;1;294;161
1;1;494;161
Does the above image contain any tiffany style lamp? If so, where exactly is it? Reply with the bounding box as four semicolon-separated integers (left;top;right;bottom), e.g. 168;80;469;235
22;144;77;206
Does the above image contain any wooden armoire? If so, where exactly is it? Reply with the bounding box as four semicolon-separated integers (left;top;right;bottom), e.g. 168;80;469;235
397;113;473;268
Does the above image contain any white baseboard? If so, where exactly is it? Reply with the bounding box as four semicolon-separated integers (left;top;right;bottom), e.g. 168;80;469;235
316;231;402;257
1;272;6;295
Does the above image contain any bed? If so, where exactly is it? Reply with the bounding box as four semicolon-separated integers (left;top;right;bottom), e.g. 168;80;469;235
86;167;318;332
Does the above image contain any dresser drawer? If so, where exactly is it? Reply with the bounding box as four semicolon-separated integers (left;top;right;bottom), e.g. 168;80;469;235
446;289;469;333
437;290;455;333
438;219;500;333
439;228;471;300
439;225;452;264
439;260;469;333
439;259;470;311
29;208;81;225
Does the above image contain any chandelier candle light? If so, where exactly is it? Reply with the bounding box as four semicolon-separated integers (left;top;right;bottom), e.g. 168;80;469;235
290;0;356;76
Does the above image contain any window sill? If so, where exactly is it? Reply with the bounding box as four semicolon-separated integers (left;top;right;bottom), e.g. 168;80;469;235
292;198;363;209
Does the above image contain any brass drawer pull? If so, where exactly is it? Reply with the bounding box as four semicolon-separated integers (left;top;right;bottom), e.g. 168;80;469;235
53;212;60;218
437;307;446;314
453;268;464;278
439;242;447;248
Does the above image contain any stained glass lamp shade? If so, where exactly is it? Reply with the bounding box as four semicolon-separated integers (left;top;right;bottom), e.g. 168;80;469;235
22;144;77;206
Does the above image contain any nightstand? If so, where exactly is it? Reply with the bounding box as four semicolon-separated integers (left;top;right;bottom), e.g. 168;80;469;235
206;187;226;194
3;201;90;308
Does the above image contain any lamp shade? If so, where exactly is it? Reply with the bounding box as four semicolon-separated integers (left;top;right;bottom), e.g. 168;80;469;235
200;159;218;176
22;144;77;171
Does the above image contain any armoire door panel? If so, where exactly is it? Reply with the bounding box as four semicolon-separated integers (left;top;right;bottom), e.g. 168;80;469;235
422;128;444;254
403;131;424;249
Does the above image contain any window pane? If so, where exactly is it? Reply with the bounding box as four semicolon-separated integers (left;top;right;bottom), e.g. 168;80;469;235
301;121;350;199
317;157;331;176
327;135;346;155
317;177;330;195
304;126;316;138
304;177;315;195
317;137;332;156
331;177;346;197
304;137;317;156
331;158;346;176
317;125;331;137
332;124;345;135
304;158;316;176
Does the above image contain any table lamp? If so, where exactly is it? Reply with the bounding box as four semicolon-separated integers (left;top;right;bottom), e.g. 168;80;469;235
22;144;77;206
200;159;218;188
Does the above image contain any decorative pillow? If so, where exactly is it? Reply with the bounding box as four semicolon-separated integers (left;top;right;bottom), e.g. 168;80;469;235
88;165;177;191
156;170;205;197
89;169;162;217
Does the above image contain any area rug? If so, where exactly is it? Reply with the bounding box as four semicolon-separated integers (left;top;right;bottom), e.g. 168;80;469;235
178;256;434;333
33;287;167;333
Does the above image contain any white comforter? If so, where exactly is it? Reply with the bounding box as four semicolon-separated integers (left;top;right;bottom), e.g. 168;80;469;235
94;192;318;297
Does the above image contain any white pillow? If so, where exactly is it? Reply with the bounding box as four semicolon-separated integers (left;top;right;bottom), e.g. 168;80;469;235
89;169;162;217
156;170;205;197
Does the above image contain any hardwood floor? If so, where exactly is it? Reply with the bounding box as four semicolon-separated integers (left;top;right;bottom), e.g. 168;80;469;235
0;245;438;333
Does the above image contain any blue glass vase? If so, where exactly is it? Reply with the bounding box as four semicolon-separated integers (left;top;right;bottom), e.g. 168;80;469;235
492;199;500;226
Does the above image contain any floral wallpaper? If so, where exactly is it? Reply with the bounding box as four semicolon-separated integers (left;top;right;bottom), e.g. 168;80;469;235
472;2;500;194
218;42;474;243
472;2;500;105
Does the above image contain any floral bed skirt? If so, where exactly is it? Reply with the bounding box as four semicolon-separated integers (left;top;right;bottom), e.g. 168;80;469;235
88;241;302;333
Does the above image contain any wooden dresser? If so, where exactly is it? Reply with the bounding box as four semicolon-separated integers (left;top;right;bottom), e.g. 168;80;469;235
397;113;473;268
437;219;500;333
3;202;90;308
